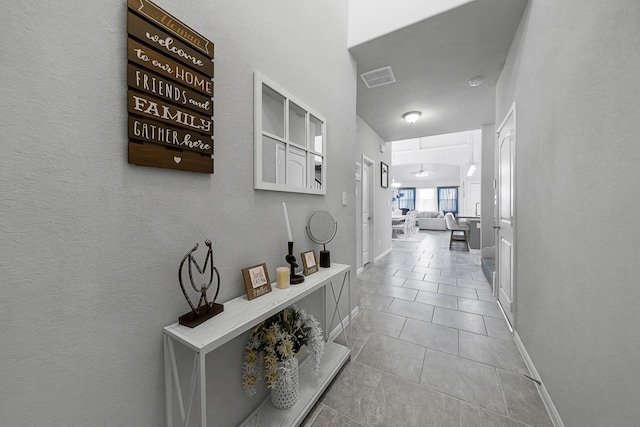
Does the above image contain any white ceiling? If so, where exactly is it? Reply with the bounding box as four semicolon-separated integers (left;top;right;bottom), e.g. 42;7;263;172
349;0;528;142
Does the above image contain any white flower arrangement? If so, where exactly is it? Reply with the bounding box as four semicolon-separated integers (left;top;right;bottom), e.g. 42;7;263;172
242;305;325;397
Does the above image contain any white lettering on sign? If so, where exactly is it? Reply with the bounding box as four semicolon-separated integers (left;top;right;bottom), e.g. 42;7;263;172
175;65;212;95
132;95;211;133
134;69;187;105
132;119;212;151
145;32;205;68
134;48;174;74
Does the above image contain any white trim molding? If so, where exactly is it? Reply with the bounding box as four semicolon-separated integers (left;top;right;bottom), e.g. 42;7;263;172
375;247;392;262
328;306;360;342
513;331;565;427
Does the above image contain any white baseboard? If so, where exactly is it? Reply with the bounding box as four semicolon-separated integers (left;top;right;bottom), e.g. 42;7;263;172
328;306;360;342
513;331;565;427
375;247;392;262
356;266;364;275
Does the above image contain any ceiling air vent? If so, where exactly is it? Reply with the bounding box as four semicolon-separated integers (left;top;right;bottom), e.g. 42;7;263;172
360;66;396;89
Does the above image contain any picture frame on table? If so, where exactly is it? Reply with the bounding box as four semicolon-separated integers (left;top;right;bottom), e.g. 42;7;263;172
301;250;318;276
242;263;272;300
381;162;389;188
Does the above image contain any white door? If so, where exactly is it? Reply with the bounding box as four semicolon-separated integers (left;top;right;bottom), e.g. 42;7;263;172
362;158;373;266
496;104;516;327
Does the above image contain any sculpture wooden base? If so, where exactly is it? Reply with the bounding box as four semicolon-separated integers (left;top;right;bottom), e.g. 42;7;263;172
179;303;224;328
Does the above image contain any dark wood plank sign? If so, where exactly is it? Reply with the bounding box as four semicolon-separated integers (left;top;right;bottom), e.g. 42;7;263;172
127;0;214;174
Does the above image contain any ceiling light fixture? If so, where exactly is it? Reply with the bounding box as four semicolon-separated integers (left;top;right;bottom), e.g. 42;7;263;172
402;111;422;124
468;76;484;87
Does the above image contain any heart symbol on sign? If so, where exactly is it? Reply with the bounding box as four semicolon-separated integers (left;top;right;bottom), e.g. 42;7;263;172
174;157;182;164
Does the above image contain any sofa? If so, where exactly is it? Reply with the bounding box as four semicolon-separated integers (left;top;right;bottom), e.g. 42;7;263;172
416;211;447;231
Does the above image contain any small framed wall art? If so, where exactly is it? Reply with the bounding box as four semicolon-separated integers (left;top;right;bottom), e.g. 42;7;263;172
381;162;389;188
301;250;319;276
242;263;272;300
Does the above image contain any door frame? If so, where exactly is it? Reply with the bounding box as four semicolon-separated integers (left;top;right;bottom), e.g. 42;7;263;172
495;102;516;328
361;155;375;267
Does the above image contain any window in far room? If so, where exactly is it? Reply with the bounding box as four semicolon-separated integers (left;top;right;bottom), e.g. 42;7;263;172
437;186;459;215
415;188;437;212
396;187;416;212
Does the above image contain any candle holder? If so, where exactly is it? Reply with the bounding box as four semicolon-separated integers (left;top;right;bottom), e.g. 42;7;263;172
285;241;305;284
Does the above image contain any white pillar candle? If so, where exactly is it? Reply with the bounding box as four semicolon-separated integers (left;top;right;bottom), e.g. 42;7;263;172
276;267;290;289
283;202;293;242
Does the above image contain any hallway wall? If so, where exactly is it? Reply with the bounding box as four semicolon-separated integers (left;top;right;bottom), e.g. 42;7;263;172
0;1;356;425
355;116;393;269
495;1;640;425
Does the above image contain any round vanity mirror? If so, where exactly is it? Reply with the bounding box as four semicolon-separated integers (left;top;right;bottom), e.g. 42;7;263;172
306;210;337;268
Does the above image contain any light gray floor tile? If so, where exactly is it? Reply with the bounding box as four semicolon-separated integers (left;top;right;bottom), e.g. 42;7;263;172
334;327;369;360
320;361;384;424
352;308;406;338
457;297;503;318
357;279;383;295
423;273;458;285
457;278;493;291
484;316;514;341
393;270;425;281
471;272;491;281
498;370;554;427
402;278;439;293
460;402;532;427
355;333;425;383
301;402;325;427
364;373;460;427
438;283;479;299
433;307;487;335
459;331;528;373
357;292;393;312
386;263;414;272
476;289;495;302
415;290;458;310
348;232;551;427
440;268;473;279
373;275;407;287
308;405;366;427
411;265;442;275
377;285;418;301
400;318;458;355
387;299;434;322
420;349;506;414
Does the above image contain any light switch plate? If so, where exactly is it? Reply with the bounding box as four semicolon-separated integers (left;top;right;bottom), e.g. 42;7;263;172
342;192;347;205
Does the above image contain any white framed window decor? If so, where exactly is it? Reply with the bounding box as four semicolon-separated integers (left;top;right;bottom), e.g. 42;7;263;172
254;72;327;195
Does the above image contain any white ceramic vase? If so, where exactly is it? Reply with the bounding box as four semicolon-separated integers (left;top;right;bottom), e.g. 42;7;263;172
270;357;299;409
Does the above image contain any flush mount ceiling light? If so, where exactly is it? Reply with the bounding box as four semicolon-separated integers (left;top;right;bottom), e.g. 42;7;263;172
402;111;422;124
468;76;484;87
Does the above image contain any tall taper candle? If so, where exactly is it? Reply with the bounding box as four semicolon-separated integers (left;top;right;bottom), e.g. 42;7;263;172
283;202;293;242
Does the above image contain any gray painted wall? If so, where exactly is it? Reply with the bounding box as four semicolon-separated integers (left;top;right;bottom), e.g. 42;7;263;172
481;123;495;250
0;1;356;425
355;116;393;269
496;1;640;425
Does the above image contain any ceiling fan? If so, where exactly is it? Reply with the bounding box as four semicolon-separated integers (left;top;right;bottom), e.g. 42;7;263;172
411;164;434;178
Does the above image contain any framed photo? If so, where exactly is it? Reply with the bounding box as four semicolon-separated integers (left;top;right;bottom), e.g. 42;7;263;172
242;263;272;300
301;250;318;275
381;162;389;188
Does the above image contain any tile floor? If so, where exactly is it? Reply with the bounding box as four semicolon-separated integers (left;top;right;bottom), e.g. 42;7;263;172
302;230;553;427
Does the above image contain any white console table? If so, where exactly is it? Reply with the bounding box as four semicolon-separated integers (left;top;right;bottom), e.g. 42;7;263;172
163;263;351;427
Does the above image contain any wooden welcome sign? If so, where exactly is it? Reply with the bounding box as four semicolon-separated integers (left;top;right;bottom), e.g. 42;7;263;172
127;0;214;173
